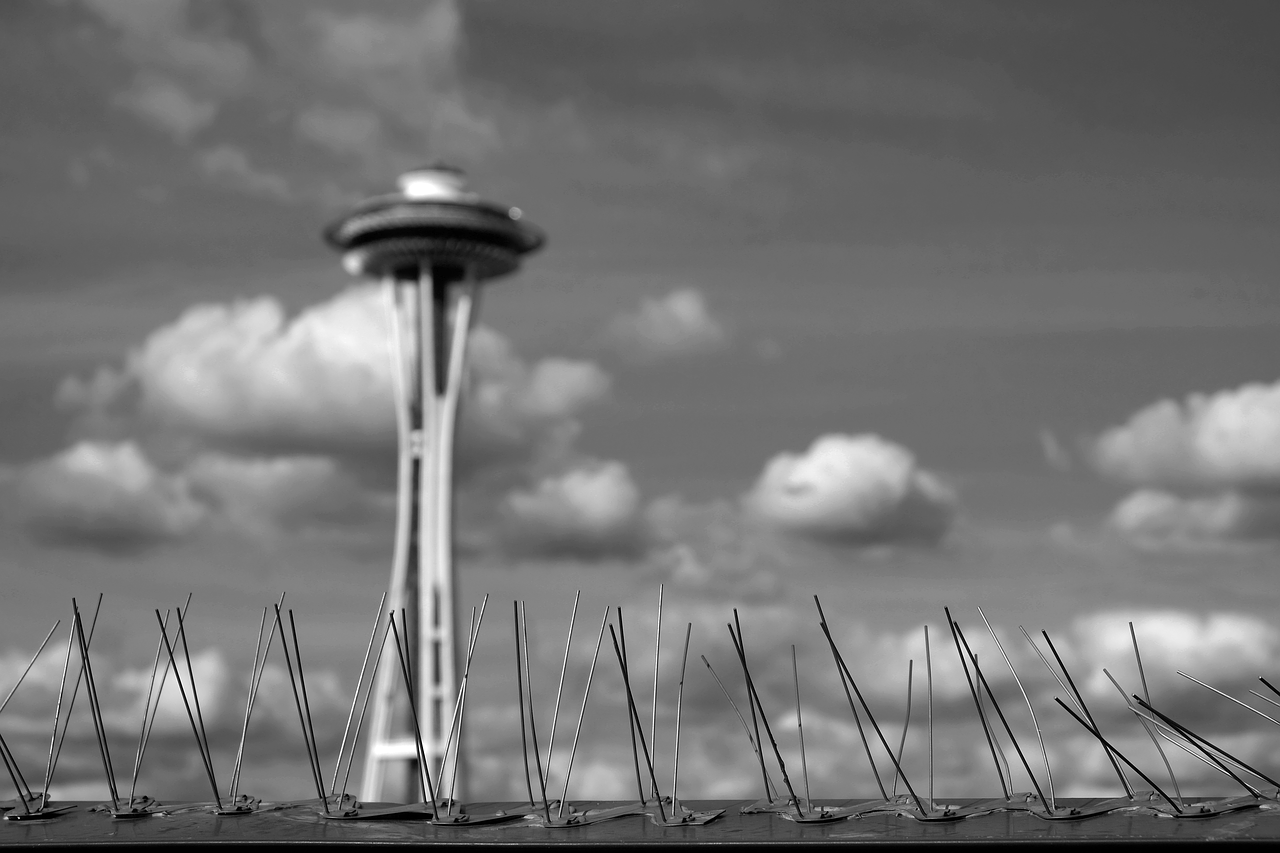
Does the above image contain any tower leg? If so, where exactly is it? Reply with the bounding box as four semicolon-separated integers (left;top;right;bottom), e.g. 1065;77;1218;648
360;267;471;804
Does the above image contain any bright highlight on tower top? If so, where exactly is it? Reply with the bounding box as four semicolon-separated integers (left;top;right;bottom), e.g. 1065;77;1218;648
323;163;545;280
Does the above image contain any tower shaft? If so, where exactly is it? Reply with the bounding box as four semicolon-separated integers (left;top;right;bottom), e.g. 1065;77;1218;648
361;265;476;804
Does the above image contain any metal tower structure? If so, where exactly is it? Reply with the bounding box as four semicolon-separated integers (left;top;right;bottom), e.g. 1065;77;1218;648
323;166;544;803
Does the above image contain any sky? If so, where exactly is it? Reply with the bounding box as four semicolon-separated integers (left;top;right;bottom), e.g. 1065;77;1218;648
3;0;1280;808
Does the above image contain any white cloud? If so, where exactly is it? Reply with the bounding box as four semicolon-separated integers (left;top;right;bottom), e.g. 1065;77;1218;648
603;289;728;363
57;286;611;486
3;438;386;554
1072;610;1280;701
1090;380;1280;491
458;326;612;475
9;441;205;553
115;74;218;140
1108;488;1280;551
500;460;646;558
1088;380;1280;548
743;434;955;546
60;287;395;453
198;145;293;202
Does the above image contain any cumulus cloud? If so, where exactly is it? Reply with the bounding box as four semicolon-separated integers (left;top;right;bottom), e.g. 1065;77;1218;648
603;288;728;363
1090;381;1280;491
58;287;610;480
1108;489;1280;551
58;287;392;452
464;326;612;472
499;460;646;559
3;439;385;554
8;441;205;553
1088;380;1280;548
743;434;955;546
1072;610;1280;709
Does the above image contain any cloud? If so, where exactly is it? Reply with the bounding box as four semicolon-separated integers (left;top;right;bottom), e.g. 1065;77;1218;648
185;453;383;540
47;287;613;557
60;287;610;473
7;597;1278;802
59;287;396;453
1;634;350;803
1039;428;1073;473
3;438;386;554
1087;380;1280;548
295;104;385;158
79;0;492;196
83;0;253;146
1108;489;1280;551
1090;380;1280;491
743;434;956;546
8;441;205;554
1072;610;1280;709
603;289;728;363
499;460;646;559
198;145;293;202
114;74;218;140
304;1;496;155
643;498;788;600
81;0;254;93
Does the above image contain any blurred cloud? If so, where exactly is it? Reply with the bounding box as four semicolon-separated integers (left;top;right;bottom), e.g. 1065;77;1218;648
5;595;1276;802
743;433;955;546
114;74;218;140
1038;427;1073;473
44;286;614;557
467;590;1280;804
294;104;386;158
58;287;393;452
197;145;293;203
1088;380;1280;549
6;440;205;554
77;0;493;196
303;0;497;158
602;288;728;364
2;441;384;554
1;633;348;803
1108;488;1280;552
1090;380;1280;491
185;452;383;541
80;0;254;94
1072;609;1280;714
499;460;647;559
58;287;611;476
463;325;612;477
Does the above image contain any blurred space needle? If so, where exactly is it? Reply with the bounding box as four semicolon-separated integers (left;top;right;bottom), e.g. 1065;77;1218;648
324;165;544;802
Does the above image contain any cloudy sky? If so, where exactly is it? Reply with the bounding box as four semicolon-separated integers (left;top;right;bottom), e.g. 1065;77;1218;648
3;0;1280;807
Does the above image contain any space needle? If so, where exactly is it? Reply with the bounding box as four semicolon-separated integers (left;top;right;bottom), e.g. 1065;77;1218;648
324;165;544;803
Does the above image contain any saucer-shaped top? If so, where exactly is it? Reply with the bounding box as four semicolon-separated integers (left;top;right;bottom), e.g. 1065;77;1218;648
323;166;544;280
